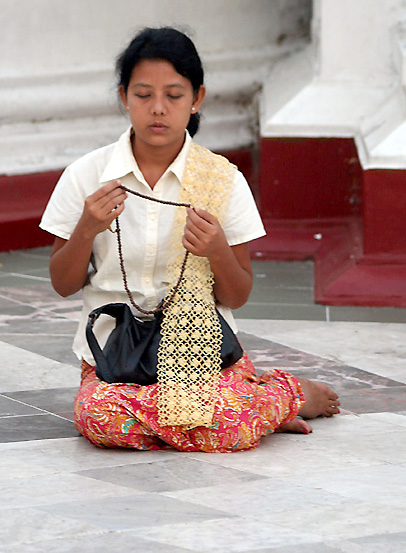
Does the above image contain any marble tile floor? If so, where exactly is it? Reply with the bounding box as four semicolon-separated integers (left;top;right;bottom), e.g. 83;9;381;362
0;247;405;552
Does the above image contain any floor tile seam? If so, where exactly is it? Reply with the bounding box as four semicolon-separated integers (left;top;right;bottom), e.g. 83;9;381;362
133;515;325;542
0;271;51;282
236;318;406;327
0;394;74;423
223;461;393;482
2;524;196;553
0;332;75;337
67;475;158;497
43;479;401;513
178;466;387;491
17;251;51;258
74;456;195;473
0;412;51;419
0;293;77;321
34;492;239;516
280;362;403;378
239;338;406;379
343;383;406;391
252;282;316;287
177;457;363;480
2;385;78;395
28;307;82;315
245;301;323;307
0;436;81;451
288;369;406;387
265;285;313;290
354;406;404;415
171;452;268;471
1;528;148;551
7;272;51;282
0;293;54;310
0;512;149;550
286;428;406;443
158;455;273;479
239;338;387;377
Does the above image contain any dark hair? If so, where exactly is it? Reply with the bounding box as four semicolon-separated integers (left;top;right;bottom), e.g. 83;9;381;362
116;27;204;136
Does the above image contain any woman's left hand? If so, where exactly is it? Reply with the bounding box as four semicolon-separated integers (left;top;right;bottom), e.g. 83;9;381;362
182;207;227;260
182;207;253;309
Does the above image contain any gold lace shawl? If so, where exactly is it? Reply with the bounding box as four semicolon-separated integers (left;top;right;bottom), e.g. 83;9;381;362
156;142;237;428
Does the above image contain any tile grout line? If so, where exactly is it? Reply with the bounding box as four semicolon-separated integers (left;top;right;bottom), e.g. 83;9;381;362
243;301;320;307
0;333;75;337
0;293;77;322
18;252;52;259
0;394;74;423
0;413;50;419
7;272;51;282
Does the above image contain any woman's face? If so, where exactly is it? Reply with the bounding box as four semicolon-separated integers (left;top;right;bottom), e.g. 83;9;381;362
120;59;205;154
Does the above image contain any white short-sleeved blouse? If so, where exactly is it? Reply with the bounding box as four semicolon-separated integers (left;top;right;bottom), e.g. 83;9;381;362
40;128;266;363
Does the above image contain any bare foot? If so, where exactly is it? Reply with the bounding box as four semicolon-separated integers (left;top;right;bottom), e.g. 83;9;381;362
298;378;340;419
277;417;313;434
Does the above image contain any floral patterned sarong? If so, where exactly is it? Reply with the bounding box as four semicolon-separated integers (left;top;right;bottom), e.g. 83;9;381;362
74;352;305;453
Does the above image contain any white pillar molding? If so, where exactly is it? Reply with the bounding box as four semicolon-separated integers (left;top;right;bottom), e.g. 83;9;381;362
0;0;312;175
260;0;406;170
0;43;305;175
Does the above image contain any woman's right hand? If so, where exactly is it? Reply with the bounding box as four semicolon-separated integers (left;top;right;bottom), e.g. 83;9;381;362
49;180;127;297
79;180;127;239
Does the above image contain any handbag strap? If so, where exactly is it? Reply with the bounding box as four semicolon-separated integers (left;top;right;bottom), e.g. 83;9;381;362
86;304;124;382
86;303;142;382
114;185;191;315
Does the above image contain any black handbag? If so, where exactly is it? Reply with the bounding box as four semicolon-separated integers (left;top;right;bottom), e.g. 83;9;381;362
86;302;243;385
86;186;243;386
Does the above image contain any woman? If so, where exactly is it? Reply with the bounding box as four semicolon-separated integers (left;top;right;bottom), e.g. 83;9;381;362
40;27;340;452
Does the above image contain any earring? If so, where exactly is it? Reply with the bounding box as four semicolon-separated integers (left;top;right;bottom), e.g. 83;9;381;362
192;107;196;112
126;106;130;111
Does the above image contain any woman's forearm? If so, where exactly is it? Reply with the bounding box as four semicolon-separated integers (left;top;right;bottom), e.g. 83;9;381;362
50;181;127;297
49;225;95;297
210;243;253;309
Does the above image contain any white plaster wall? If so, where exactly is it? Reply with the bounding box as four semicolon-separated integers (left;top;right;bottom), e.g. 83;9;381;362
0;0;280;77
261;0;406;169
0;0;311;175
318;0;405;83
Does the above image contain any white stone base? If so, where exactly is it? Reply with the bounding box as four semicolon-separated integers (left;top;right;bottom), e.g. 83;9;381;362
260;5;406;171
260;47;406;170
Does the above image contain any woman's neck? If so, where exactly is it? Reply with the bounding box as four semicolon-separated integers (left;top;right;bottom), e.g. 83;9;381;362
131;134;185;189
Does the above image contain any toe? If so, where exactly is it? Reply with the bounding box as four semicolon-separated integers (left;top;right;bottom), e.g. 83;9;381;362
300;420;313;434
324;405;340;416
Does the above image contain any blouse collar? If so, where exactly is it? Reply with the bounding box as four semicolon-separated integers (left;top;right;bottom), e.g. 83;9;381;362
99;127;192;187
